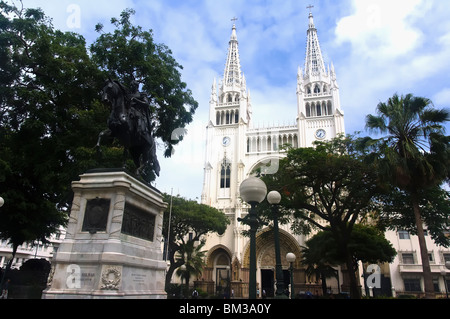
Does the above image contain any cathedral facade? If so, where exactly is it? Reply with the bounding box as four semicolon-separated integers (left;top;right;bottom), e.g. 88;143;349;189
198;11;345;298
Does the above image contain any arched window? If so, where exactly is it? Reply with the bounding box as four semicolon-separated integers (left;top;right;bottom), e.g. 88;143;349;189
227;94;232;103
220;158;231;189
316;103;322;116
235;110;239;123
216;112;220;125
314;84;320;94
327;101;333;115
311;102;316;117
306;103;311;117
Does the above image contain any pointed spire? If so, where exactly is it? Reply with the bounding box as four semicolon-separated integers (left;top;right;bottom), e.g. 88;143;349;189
247;89;253;126
305;10;326;76
330;62;339;89
297;66;303;82
210;78;217;103
241;73;247;94
223;22;243;88
297;66;305;94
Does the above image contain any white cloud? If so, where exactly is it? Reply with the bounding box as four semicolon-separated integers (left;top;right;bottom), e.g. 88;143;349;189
433;88;450;106
335;0;425;59
331;0;450;137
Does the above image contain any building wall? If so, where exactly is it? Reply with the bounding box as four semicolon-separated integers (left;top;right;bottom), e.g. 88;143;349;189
385;230;450;297
0;227;66;270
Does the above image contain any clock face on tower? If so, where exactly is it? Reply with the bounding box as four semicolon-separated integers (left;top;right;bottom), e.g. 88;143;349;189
222;136;231;147
315;129;326;139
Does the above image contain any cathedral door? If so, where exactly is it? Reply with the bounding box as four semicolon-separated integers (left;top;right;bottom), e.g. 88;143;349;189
261;269;274;298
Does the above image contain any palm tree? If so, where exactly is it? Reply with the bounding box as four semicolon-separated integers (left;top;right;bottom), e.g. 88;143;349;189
176;240;207;295
365;93;450;298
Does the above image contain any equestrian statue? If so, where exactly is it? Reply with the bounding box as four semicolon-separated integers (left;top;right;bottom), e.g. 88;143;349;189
97;78;160;183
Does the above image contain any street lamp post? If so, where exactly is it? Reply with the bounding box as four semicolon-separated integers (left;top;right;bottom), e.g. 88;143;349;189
286;252;296;299
267;191;287;299
238;177;267;299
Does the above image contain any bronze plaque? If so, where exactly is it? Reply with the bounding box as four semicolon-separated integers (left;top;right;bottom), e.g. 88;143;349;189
121;202;155;241
82;198;110;233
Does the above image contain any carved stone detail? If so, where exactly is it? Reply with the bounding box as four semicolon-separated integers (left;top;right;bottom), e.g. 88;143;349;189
100;266;121;290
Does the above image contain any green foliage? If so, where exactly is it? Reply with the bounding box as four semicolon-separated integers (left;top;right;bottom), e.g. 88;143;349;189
162;194;230;244
91;8;198;158
303;224;396;268
176;241;207;290
162;194;230;289
262;134;388;298
364;93;450;192
363;93;450;298
262;135;385;235
377;186;450;247
0;2;198;255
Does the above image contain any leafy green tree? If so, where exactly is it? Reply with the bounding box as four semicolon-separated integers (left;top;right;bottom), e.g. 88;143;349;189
0;1;101;264
162;194;230;290
176;240;207;295
91;9;198;164
262;135;387;298
302;225;396;295
364;93;450;298
377;186;450;248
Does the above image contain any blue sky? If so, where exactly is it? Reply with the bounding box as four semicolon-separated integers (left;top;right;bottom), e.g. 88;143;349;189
17;0;450;200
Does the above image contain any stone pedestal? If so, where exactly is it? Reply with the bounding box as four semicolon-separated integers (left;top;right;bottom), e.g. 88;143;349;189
42;169;167;299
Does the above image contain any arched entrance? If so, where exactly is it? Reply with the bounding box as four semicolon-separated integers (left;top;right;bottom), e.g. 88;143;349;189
199;245;232;297
242;228;304;297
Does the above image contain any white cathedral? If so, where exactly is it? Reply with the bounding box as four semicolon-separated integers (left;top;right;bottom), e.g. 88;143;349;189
197;11;346;297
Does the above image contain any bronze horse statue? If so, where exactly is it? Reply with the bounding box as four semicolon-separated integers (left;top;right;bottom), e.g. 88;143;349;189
97;79;160;181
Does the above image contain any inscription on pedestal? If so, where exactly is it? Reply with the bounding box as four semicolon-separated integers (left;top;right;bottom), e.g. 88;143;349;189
121;202;155;241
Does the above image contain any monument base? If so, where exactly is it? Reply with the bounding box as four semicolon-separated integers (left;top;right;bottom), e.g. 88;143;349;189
42;170;167;299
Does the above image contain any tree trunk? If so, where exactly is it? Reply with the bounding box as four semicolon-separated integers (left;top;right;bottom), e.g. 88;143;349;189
412;195;435;299
345;252;360;299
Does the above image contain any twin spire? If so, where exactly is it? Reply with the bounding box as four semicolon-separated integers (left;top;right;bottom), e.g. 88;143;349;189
304;10;327;76
214;9;333;110
220;9;328;85
223;22;243;88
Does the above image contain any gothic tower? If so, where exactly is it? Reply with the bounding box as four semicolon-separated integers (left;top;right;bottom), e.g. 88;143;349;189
297;11;345;147
202;22;251;209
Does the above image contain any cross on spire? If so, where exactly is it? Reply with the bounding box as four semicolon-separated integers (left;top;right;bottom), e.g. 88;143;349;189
307;5;314;13
231;17;238;24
